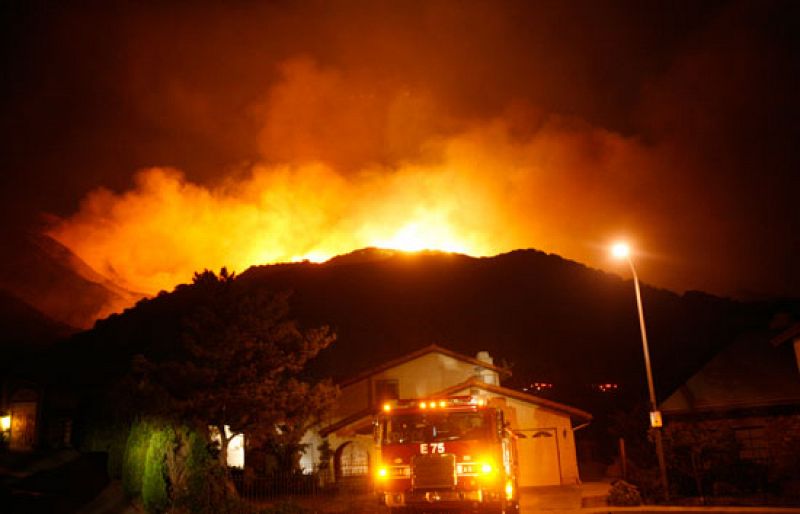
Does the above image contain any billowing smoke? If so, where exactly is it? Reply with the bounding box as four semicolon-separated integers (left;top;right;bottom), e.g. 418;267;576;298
49;60;652;295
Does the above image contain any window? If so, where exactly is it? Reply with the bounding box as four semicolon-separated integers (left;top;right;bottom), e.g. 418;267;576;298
383;411;492;444
734;426;770;464
375;379;399;403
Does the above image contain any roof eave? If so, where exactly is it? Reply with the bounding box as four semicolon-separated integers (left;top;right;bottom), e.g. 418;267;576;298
434;378;593;422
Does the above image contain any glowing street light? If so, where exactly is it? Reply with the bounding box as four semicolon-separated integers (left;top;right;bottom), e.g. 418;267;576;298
611;242;670;501
611;242;630;259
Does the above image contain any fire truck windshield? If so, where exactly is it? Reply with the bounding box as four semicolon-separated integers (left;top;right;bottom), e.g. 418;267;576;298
383;411;491;444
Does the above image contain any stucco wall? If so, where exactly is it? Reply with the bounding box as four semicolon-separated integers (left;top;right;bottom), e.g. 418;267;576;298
369;352;488;398
503;396;579;486
330;377;370;423
448;386;581;486
331;351;494;422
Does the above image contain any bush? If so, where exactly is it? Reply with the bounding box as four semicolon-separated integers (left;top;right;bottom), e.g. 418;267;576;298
608;479;643;506
120;419;246;513
107;427;128;479
122;420;152;498
77;422;128;479
168;425;244;514
142;425;173;513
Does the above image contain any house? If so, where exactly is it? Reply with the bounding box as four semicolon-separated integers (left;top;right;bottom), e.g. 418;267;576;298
299;344;592;487
1;377;76;452
660;322;800;493
1;378;42;451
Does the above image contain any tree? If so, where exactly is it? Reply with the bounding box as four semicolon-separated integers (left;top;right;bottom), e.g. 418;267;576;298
123;268;337;470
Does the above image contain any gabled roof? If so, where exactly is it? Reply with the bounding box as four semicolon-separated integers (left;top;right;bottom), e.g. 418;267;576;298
319;407;374;437
436;378;592;421
339;344;510;387
661;330;800;415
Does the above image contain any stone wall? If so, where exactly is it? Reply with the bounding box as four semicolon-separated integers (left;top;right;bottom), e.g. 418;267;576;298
666;412;800;496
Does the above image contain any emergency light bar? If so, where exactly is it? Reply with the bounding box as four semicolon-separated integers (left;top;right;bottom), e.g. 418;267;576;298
381;395;486;412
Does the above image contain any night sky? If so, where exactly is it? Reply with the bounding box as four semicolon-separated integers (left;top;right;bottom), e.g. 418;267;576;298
2;0;798;300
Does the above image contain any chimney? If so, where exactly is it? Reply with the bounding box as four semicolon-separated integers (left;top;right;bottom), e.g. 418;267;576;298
476;351;493;365
475;351;500;386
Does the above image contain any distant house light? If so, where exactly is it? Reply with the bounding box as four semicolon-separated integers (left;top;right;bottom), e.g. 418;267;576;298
593;383;620;393
522;382;553;393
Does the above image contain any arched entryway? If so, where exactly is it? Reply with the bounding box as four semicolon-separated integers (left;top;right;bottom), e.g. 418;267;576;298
334;441;370;479
333;440;371;492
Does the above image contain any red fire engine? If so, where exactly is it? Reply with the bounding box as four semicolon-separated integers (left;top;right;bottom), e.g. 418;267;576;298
374;396;519;513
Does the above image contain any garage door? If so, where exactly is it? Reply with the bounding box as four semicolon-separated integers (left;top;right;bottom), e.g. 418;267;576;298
517;428;561;486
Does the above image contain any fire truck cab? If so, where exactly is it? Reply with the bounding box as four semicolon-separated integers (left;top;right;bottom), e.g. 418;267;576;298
374;396;519;513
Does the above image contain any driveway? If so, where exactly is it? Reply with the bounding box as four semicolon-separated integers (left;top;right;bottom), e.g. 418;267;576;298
520;482;610;514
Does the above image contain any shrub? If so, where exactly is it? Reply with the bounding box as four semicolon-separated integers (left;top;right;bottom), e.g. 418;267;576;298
608;479;643;506
121;419;244;513
77;422;128;479
142;425;173;513
169;426;243;514
122;419;152;498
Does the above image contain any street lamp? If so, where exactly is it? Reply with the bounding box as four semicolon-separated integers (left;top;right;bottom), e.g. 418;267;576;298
611;242;670;501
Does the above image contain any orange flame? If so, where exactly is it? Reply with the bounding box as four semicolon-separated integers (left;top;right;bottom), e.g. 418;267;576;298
48;159;506;294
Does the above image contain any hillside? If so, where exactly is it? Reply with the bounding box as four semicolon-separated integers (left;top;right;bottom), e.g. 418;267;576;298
0;290;74;344
0;290;75;378
66;247;773;411
0;229;144;328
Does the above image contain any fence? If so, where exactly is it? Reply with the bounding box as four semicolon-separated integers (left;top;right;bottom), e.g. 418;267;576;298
230;469;372;500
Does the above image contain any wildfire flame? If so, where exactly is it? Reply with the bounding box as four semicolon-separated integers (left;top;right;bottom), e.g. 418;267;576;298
48;160;508;294
372;222;469;254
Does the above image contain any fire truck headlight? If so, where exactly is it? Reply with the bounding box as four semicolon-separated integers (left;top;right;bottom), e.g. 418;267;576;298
505;480;514;499
475;458;498;480
377;466;389;479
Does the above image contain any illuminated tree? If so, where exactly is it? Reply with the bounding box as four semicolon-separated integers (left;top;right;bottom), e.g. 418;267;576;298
126;268;337;468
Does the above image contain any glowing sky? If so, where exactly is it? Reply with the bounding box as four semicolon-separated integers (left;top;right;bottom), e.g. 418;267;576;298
3;1;799;299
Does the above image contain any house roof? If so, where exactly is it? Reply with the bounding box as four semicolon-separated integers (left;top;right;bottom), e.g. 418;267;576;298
661;330;800;415
436;378;592;421
319;407;374;437
338;344;510;387
771;322;800;347
321;377;591;436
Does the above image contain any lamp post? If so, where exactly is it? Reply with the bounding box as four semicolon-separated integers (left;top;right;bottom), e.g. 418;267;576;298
611;242;670;501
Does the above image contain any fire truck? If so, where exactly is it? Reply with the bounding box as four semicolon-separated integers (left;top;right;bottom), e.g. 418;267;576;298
374;396;519;513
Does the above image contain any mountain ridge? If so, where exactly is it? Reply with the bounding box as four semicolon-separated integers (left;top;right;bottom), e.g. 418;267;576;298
0;229;145;328
68;246;770;412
